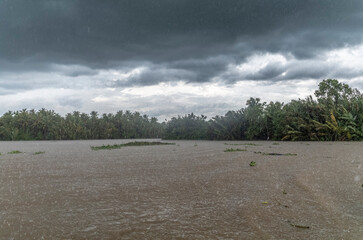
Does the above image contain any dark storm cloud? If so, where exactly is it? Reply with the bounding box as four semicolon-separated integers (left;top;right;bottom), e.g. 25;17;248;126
112;56;230;87
113;66;194;87
49;64;98;77
244;62;286;80
169;56;230;83
1;0;363;84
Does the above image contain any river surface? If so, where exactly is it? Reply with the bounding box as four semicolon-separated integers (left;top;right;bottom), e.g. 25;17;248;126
0;140;362;239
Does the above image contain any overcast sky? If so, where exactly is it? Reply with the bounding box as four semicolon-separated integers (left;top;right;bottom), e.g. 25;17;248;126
1;0;362;120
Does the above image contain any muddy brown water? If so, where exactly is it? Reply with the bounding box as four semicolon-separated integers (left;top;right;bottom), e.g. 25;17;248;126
0;140;362;239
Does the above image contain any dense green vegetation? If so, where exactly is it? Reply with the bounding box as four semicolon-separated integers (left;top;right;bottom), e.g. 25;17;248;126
0;79;362;141
164;79;363;141
0;110;163;140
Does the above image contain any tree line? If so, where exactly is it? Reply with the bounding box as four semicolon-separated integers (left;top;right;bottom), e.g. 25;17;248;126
1;79;362;141
0;110;163;140
164;79;363;141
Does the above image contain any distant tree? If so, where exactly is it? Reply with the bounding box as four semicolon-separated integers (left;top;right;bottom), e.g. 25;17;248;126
265;101;285;140
208;110;244;140
163;113;208;140
315;79;361;108
243;98;267;140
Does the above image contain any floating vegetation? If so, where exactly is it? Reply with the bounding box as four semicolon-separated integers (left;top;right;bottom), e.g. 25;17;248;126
272;143;280;145
225;143;259;146
8;150;22;154
287;220;310;229
91;141;175;151
274;197;289;208
254;151;297;156
34;151;45;155
249;161;256;167
242;143;259;146
224;148;247;152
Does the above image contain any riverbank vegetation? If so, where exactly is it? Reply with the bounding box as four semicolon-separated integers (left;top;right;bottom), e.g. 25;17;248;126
0;110;163;140
0;79;362;141
163;79;363;141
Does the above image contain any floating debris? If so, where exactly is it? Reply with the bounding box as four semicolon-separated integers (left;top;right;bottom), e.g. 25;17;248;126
224;148;247;152
225;143;259;146
91;141;175;150
287;220;310;229
254;151;297;156
8;150;22;154
34;151;45;155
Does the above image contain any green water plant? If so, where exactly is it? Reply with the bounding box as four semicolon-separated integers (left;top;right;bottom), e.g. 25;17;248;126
91;141;175;151
242;143;259;146
8;150;22;154
225;143;259;146
249;161;256;166
34;151;45;155
254;151;297;156
224;148;247;152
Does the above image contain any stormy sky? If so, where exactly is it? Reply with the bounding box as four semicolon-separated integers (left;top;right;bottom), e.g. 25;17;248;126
1;0;363;120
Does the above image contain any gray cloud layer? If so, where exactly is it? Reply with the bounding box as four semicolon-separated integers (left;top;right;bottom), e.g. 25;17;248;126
1;0;363;87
